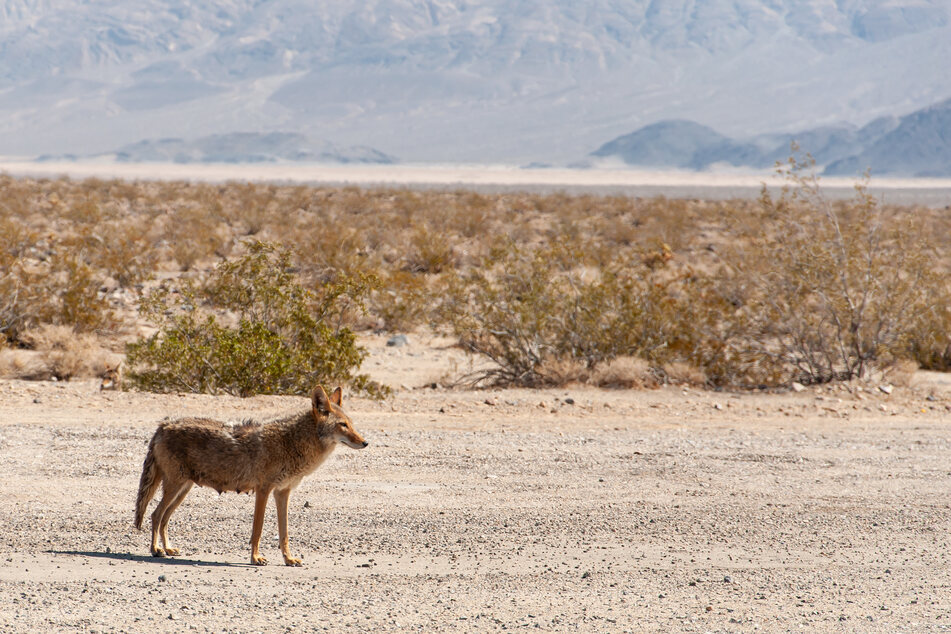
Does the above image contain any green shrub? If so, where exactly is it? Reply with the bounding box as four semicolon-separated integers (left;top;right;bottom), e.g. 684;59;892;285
126;241;387;397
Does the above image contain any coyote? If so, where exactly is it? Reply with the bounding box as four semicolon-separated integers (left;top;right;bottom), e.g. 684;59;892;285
134;385;368;566
99;363;122;391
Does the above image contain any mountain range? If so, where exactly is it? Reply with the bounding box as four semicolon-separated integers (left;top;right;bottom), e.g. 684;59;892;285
1;1;950;173
591;97;951;177
38;133;397;165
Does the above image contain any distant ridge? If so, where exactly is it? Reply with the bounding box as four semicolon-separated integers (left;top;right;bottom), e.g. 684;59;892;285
824;98;951;177
590;98;950;177
40;133;397;165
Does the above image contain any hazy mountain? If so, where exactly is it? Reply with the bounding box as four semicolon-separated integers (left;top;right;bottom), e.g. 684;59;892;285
1;1;950;165
108;133;396;164
591;98;951;176
824;98;951;177
590;120;764;169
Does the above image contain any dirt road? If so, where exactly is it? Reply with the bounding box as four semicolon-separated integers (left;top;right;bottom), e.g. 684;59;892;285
2;340;951;632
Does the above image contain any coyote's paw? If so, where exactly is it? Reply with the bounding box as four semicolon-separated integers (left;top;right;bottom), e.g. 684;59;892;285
151;548;167;558
251;554;268;566
283;556;302;567
164;548;180;556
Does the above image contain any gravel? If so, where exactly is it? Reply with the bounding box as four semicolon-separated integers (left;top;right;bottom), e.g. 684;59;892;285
2;373;951;632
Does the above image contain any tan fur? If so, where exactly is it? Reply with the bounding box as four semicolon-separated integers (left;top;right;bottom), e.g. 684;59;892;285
99;363;122;391
134;385;367;566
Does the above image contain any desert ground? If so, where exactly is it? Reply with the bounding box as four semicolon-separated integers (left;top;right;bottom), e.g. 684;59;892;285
2;333;951;633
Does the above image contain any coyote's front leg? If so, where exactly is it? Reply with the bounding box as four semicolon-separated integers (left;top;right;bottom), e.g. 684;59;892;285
274;488;302;566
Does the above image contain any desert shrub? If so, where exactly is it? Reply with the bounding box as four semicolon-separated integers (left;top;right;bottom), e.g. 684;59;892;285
84;219;157;287
164;206;226;270
724;155;942;384
289;221;371;281
907;299;951;371
0;249;112;343
404;226;455;273
435;240;708;387
126;241;387;397
370;270;431;332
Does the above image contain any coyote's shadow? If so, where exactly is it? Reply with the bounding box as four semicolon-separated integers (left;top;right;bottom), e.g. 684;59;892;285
48;550;254;568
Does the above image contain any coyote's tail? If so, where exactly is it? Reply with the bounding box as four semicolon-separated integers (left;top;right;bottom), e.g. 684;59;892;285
134;433;161;530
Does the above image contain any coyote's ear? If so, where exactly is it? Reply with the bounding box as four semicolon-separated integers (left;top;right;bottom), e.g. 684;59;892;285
330;386;342;406
312;385;331;417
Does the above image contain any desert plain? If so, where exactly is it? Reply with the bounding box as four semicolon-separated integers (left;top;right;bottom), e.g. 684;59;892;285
1;333;950;633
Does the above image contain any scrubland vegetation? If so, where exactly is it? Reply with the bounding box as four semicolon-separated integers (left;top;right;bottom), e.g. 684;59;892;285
1;156;949;395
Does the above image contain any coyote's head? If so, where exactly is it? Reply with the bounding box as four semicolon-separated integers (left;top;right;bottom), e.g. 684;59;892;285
312;385;368;449
99;363;122;391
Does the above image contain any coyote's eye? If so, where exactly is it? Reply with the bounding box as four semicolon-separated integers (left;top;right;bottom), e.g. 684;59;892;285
337;421;347;428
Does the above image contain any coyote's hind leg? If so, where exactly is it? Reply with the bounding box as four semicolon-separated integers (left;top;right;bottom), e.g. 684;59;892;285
158;481;193;556
150;478;191;557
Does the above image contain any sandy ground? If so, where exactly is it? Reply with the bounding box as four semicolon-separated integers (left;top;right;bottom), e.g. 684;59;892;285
2;334;951;632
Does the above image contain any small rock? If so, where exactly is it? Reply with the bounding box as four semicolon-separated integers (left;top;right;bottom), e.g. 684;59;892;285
713;403;723;410
791;382;806;393
303;501;311;508
386;334;409;347
484;398;496;406
33;398;42;404
581;571;591;579
926;394;937;402
879;384;893;395
723;575;733;583
564;397;575;405
158;575;167;582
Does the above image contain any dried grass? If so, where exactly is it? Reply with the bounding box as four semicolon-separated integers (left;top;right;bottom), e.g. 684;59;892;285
590;357;658;389
16;324;119;381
